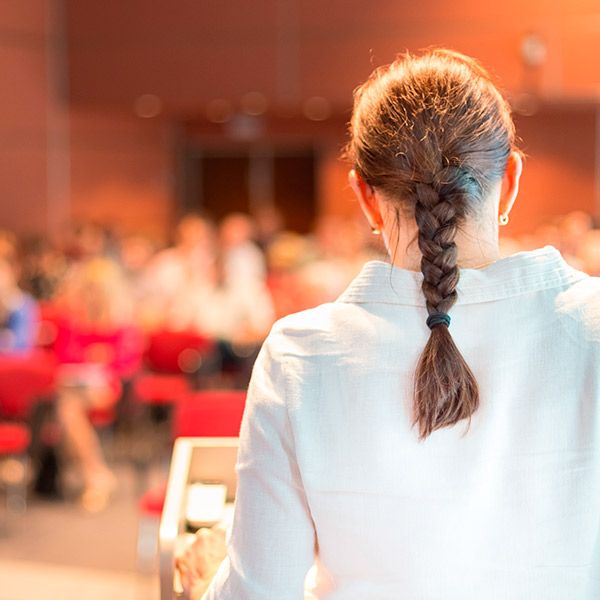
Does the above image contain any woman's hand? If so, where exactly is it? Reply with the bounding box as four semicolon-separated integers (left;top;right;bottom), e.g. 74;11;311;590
175;527;227;599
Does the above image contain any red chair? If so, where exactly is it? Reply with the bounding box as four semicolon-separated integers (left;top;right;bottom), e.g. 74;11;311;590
145;330;215;374
51;314;144;427
134;330;216;406
140;389;246;510
0;422;31;514
173;390;246;438
37;303;61;350
137;479;168;572
0;423;30;455
0;351;56;420
87;378;123;428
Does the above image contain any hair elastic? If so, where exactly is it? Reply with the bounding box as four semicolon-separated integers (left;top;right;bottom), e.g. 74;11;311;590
426;312;451;330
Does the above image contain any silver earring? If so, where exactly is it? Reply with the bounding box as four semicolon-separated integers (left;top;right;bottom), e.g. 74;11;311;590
499;214;509;226
371;226;381;235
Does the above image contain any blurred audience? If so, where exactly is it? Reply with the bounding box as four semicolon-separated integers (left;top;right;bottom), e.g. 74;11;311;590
12;207;600;340
140;213;217;331
10;207;600;343
219;212;266;288
118;234;157;308
266;231;317;318
500;209;599;273
578;229;600;276
20;235;67;301
2;205;600;512
558;210;594;265
300;215;379;305
253;204;285;252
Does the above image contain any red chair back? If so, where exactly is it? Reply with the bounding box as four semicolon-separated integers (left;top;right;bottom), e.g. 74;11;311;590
0;422;31;454
173;390;246;438
0;352;56;419
37;303;61;350
144;329;215;374
53;316;144;379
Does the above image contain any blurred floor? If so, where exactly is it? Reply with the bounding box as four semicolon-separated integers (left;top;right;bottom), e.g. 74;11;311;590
0;462;165;599
0;560;159;600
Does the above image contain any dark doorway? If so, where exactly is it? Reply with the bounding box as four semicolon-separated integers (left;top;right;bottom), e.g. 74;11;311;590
187;147;317;233
200;154;250;220
273;153;316;233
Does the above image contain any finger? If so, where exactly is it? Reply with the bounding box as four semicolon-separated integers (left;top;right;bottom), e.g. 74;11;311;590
175;556;188;579
173;565;184;596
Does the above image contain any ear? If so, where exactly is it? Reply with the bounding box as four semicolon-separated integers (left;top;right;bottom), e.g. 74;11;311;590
348;169;384;231
499;151;523;220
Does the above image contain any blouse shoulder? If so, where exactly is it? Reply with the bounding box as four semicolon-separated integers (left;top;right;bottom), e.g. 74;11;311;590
267;299;369;360
265;302;337;359
272;302;338;335
555;274;600;343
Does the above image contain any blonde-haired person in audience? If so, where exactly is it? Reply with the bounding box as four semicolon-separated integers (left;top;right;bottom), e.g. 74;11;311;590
53;257;141;510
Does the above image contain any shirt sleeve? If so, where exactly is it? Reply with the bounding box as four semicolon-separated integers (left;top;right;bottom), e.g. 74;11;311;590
202;328;316;599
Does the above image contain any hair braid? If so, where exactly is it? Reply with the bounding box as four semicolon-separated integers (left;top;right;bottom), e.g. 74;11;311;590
412;168;479;438
414;174;461;316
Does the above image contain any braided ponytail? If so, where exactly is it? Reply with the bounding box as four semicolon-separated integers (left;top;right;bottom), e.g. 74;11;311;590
413;169;479;438
346;49;516;438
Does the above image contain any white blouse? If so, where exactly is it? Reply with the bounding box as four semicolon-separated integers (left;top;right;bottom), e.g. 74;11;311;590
203;246;600;599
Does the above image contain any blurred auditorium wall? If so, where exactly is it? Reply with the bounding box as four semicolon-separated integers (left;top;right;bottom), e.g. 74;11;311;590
69;108;173;242
0;0;69;235
512;106;597;234
0;0;599;239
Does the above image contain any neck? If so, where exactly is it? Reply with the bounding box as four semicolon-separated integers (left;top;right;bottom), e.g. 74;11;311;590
384;218;501;272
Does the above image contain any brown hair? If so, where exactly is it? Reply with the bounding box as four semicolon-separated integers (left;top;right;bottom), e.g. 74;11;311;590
346;49;517;439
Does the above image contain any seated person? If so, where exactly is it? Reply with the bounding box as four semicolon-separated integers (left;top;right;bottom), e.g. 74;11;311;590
52;257;141;510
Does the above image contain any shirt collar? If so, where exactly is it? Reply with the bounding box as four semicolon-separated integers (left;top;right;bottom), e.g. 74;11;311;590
337;246;588;307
